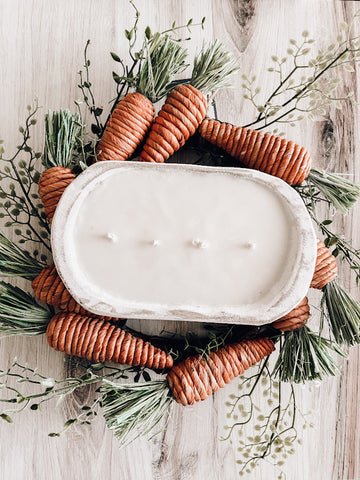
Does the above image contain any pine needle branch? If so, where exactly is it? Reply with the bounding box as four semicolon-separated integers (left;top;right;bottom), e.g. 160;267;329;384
322;281;360;346
273;326;345;383
101;379;173;447
0;281;51;336
191;39;239;94
0;230;43;280
43;110;84;169
308;168;360;214
136;33;188;103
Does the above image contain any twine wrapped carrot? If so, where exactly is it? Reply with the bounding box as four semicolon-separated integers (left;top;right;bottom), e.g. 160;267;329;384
96;93;154;162
97;34;187;162
311;238;338;289
271;297;310;332
139;40;238;163
198;118;311;185
38;166;76;222
166;337;274;406
46;312;173;369
31;264;98;316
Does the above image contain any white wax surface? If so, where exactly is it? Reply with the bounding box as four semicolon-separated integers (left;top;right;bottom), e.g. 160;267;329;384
70;167;295;309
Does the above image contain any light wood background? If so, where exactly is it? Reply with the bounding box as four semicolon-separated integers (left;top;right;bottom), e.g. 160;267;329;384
1;1;360;479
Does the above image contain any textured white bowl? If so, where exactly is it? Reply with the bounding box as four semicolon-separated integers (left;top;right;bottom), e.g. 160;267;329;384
51;161;316;325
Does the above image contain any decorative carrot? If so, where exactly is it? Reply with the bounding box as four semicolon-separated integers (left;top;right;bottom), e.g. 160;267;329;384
311;238;338;289
31;264;106;317
271;297;310;332
46;312;173;369
166;337;274;406
101;337;274;445
39;110;83;222
96;34;187;162
198;118;311;185
139;40;238;163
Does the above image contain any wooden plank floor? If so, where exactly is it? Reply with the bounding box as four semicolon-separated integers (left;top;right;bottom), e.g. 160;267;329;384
0;1;359;479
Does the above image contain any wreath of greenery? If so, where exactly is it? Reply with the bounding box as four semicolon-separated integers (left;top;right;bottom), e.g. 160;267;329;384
0;4;360;478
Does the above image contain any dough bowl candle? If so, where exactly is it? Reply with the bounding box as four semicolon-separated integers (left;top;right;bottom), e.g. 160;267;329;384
51;161;316;324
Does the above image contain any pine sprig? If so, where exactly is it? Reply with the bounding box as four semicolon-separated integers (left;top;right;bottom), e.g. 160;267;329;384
191;39;239;94
274;326;345;383
0;282;51;336
136;33;188;103
307;168;360;214
0;230;43;280
322;281;360;346
101;379;172;447
43;110;84;170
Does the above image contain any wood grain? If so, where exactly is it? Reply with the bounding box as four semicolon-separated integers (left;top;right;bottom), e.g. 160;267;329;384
0;1;360;479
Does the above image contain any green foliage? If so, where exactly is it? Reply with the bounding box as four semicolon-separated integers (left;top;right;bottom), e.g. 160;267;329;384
273;326;344;383
308;168;360;214
0;282;51;336
101;379;172;446
241;21;360;132
0;230;43;280
43;109;84;170
322;281;360;346
223;360;305;477
191;39;239;94
0;103;50;257
136;33;188;103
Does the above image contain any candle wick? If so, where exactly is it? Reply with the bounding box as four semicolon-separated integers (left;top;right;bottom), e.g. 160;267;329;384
106;232;118;242
192;239;209;249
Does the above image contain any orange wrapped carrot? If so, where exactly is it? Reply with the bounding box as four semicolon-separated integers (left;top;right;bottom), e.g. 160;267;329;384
31;264;111;318
139;40;238;163
39;167;76;222
311;238;338;289
166;337;274;406
198;118;311;185
97;34;187;162
271;297;310;332
46;312;173;369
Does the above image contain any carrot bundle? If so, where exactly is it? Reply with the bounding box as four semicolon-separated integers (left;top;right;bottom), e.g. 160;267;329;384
167;337;274;406
139;40;238;163
198;118;311;185
271;297;310;332
97;34;187;162
46;312;173;369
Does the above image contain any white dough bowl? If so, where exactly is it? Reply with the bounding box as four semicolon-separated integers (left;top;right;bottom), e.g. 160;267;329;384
51;161;316;325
